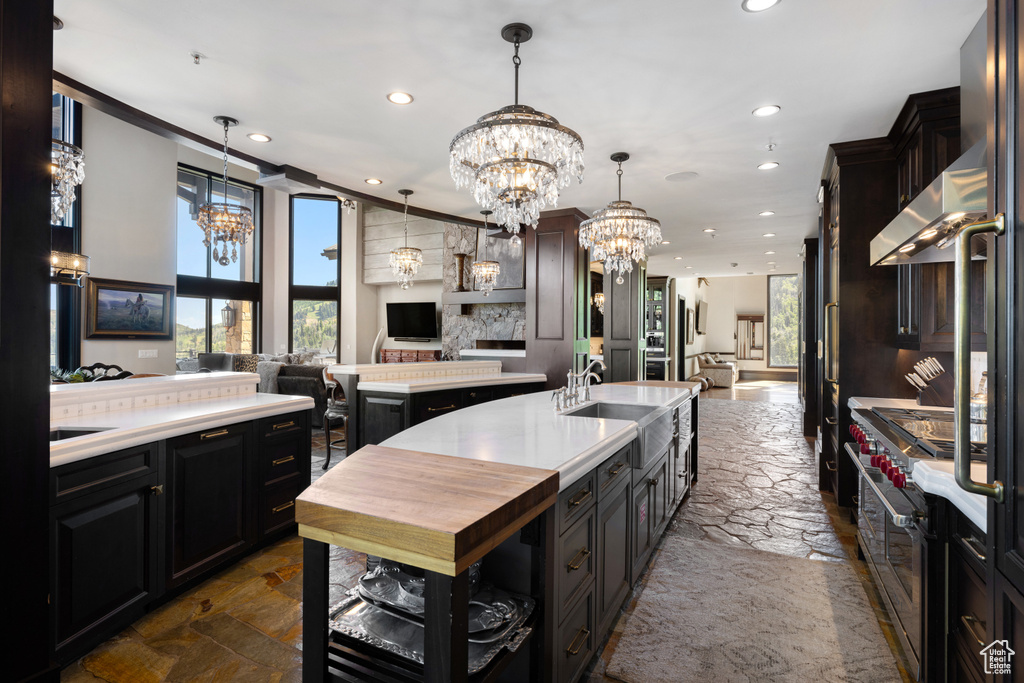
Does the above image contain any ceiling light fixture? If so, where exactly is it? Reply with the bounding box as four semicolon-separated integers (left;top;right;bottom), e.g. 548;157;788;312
767;261;776;265
763;232;776;237
765;250;776;255
757;161;780;171
703;228;716;233
759;211;775;217
674;257;683;261
661;240;671;245
247;133;271;143
365;178;383;185
389;189;423;290
578;153;661;285
742;0;781;12
592;291;605;315
685;265;692;268
449;23;584;243
752;104;781;117
50;250;89;287
197;116;254;266
51;139;84;224
471;210;500;296
387;92;414;105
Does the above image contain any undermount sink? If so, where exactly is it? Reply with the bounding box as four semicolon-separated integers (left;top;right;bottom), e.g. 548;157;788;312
49;426;113;442
563;402;673;469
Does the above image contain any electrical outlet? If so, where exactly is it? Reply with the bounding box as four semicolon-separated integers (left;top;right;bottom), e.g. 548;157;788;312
138;349;158;359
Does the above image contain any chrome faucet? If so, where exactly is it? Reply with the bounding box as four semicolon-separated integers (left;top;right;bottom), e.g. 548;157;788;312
581;359;605;402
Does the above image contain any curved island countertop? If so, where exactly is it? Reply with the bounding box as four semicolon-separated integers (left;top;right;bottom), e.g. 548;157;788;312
380;383;697;492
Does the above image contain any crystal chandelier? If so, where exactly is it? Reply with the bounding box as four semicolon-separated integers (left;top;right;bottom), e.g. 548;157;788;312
51;139;84;224
389;189;423;290
592;292;605;314
472;210;501;296
449;23;584;246
579;153;662;284
198;116;254;266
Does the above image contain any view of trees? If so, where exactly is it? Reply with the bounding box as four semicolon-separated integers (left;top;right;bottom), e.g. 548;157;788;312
769;274;799;367
292;299;337;352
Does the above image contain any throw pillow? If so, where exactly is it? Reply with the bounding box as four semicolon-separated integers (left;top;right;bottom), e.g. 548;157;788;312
712;354;723;363
295;351;317;365
233;354;259;373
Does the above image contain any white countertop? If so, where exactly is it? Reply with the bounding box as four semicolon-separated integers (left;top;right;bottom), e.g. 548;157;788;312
50;392;314;468
380;384;693;491
328;360;500;376
457;349;526;359
848;396;945;411
358;372;547;394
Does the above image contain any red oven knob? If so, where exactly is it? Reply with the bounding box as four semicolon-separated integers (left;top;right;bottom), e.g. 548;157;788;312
893;472;907;488
870;454;881;467
860;443;870;455
879;459;889;474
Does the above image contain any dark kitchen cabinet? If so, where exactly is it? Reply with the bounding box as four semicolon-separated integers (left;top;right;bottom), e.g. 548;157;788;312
630;449;670;582
948;509;988;682
412;388;464;423
257;413;311;538
49;443;163;663
891;88;960;213
596;476;630;637
604;263;646;384
166;421;255;588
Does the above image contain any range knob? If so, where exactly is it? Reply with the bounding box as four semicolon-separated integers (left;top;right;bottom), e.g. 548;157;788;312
870;454;881;467
893;472;907;489
879;459;890;474
887;466;897;482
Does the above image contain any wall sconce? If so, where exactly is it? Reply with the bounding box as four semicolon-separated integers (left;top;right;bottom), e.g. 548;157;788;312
221;301;236;328
50;250;90;287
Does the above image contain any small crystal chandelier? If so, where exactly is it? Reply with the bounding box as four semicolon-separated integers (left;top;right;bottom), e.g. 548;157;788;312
579;153;662;285
51;139;84;224
198;116;254;266
449;23;584;246
592;292;605;314
472;210;501;296
389;189;423;290
50;250;90;287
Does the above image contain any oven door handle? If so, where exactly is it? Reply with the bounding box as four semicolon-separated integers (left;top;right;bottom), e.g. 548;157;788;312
845;443;916;528
954;214;1004;502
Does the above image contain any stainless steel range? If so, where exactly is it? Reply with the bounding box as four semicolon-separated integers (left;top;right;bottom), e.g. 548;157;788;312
847;405;988;681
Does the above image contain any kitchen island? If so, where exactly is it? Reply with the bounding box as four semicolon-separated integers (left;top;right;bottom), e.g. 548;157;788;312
297;381;699;683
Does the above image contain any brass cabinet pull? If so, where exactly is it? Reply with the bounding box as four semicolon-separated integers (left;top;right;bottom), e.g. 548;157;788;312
150;484;164;496
272;500;295;514
954;214;1005;502
200;428;230;441
851;496;859;506
567;489;592;509
824;302;838;384
825;461;838;472
567;548;591;572
961;615;986;648
427;404;457;412
272;421;295;431
825;417;838;426
607;462;626;477
566;627;590;656
272;455;295;466
960;535;987;563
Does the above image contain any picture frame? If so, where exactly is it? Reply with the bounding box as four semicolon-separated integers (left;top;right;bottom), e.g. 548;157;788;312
86;277;175;340
686;307;695;344
474;228;526;290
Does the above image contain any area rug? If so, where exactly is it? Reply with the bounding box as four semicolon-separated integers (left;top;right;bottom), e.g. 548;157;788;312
605;538;900;683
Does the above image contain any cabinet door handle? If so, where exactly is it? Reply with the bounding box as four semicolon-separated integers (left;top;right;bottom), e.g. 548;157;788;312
272;455;295;466
566;627;590;656
567;489;592;509
567;548;591;572
960;615;986;648
272;500;295;514
824;302;838;384
825;461;838;472
960;535;987;563
607;462;626;477
851;496;859;506
200;428;230;441
272;421;295;431
427;404;457;412
825;417;838;426
649;477;659;486
150;484;164;496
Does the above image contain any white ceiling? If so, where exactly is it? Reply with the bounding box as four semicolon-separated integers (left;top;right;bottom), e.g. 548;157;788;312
53;0;985;278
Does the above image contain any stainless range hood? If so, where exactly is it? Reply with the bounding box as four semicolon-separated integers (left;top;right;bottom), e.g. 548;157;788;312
869;139;986;265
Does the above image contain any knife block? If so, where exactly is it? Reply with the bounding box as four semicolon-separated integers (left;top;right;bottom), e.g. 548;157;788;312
916;372;954;408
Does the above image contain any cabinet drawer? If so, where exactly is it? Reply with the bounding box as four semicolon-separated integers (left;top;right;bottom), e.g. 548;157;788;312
949;550;987;681
464;388;495;406
259;414;303;439
262;444;300;485
51;442;159;505
412;389;463;424
261;478;301;537
951;509;987;577
557;589;594;683
558;507;595;619
558;471;596;532
596;446;631;498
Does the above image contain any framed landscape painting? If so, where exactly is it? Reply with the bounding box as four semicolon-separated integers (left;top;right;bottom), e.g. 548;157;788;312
86;278;175;340
686;307;695;344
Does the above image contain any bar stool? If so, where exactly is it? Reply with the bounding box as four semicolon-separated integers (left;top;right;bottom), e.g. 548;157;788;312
322;367;349;470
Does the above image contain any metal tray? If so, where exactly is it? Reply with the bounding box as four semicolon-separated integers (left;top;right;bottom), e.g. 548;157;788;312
329;591;534;674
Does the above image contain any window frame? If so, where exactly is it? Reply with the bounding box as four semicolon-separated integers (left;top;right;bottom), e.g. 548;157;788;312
50;95;83;371
175;162;263;356
766;273;800;369
288;194;342;358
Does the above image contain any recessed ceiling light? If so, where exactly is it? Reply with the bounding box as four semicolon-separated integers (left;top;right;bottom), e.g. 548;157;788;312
742;0;781;12
767;261;776;265
364;178;383;185
759;211;775;217
757;161;780;171
387;92;414;105
674;256;683;260
899;243;917;253
685;265;693;269
765;250;776;255
665;171;700;182
703;228;716;233
661;240;671;245
247;133;271;143
752;105;781;117
762;232;776;237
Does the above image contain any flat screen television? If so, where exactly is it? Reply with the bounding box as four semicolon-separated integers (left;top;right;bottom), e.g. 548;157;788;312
696;300;709;335
386;302;439;340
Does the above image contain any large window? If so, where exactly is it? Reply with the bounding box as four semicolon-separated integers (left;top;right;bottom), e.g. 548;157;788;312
768;274;799;368
290;196;342;358
175;164;261;360
50;93;82;371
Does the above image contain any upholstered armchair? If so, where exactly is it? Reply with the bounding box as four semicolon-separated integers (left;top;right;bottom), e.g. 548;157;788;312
696;353;738;388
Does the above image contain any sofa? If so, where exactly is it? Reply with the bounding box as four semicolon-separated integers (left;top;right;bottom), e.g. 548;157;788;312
696;353;739;388
197;352;328;427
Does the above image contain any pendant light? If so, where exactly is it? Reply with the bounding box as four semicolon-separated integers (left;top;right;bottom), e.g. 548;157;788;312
592;292;605;314
449;23;585;245
471;210;501;296
51;139;84;224
579;153;662;284
197;116;254;266
389;189;423;289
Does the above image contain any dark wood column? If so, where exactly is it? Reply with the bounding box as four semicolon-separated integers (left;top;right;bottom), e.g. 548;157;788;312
0;0;57;678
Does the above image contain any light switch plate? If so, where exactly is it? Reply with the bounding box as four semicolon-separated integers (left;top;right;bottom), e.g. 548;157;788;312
138;349;158;359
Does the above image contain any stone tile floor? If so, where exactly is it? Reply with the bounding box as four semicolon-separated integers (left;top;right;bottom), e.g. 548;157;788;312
62;387;912;682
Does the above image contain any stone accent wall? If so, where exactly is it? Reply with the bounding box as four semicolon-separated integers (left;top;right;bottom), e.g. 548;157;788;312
440;223;525;359
224;300;253;354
